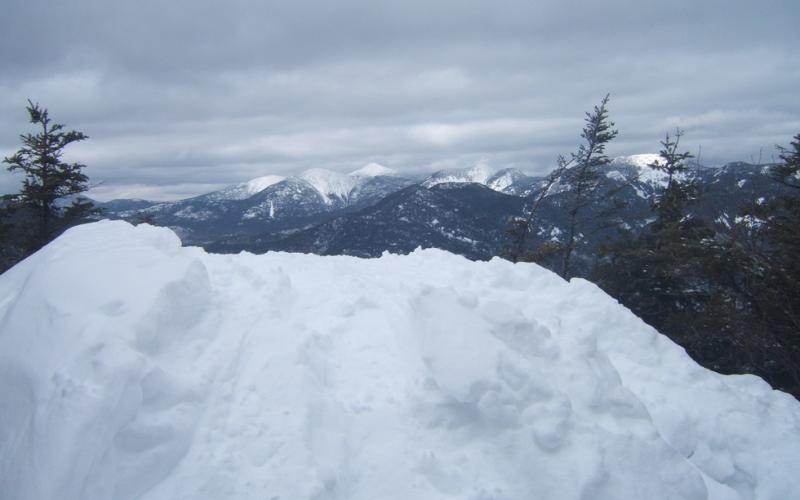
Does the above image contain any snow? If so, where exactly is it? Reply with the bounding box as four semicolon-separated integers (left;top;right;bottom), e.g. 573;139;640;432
299;168;360;203
611;154;687;193
1;220;799;500
485;169;513;191
349;162;397;178
173;205;215;221
241;175;285;196
210;175;285;201
422;163;497;188
614;154;664;169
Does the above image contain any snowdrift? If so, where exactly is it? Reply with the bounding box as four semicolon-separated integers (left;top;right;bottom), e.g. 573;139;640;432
1;221;798;500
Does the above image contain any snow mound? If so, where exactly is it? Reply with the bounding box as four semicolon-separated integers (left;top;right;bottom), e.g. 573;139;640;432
1;220;799;500
349;162;397;178
299;168;359;203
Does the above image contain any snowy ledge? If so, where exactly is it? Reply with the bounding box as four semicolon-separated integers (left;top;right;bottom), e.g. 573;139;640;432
0;220;798;500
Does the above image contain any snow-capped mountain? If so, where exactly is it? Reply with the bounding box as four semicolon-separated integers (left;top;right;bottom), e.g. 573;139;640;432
350;162;398;178
422;163;497;188
103;164;415;244
208;175;286;201
212;183;526;258
485;168;540;195
421;164;538;196
209;159;790;268
102;158;790;266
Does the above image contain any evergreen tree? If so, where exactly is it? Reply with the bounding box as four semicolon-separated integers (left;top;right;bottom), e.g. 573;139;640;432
595;130;712;335
2;100;96;253
559;94;618;278
772;133;800;190
597;131;800;398
649;129;696;229
748;134;800;387
505;154;571;263
506;94;620;276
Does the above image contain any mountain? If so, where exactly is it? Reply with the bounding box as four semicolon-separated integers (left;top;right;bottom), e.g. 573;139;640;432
422;163;496;187
213;158;785;266
207;174;285;201
103;164;416;245
421;163;539;196
101;158;791;268
211;183;526;258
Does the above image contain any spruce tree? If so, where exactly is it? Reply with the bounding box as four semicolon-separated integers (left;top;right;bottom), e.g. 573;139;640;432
559;94;618;278
3;100;95;252
505;154;571;263
595;130;711;332
649;129;696;229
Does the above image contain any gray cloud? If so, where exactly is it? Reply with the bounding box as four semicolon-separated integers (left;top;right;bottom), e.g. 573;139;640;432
1;0;798;200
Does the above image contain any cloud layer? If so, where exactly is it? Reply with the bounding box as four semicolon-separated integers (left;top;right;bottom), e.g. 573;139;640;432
1;0;798;200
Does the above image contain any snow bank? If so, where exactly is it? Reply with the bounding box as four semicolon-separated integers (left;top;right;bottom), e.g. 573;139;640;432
1;220;798;500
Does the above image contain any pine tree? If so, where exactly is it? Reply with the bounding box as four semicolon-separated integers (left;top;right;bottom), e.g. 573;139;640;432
649;129;696;229
559;94;618;278
505;154;571;263
3;100;96;252
595;129;712;333
772;133;800;190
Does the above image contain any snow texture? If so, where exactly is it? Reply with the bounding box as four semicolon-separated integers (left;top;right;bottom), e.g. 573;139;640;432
209;175;285;201
422;163;497;188
1;220;799;500
610;154;689;194
298;168;360;203
349;162;397;178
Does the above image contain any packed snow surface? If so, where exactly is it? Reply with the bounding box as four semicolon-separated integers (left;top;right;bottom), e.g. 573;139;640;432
1;221;799;500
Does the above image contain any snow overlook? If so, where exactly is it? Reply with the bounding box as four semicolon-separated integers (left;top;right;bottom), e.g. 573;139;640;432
1;220;799;500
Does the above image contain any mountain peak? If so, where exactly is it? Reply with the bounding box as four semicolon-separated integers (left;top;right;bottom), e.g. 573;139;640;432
612;154;664;168
298;168;358;203
209;174;285;201
241;175;285;196
349;163;397;178
422;163;498;188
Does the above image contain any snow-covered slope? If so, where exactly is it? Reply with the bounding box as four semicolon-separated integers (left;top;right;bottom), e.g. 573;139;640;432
298;168;360;203
207;175;286;201
609;154;682;190
1;221;799;500
295;165;400;204
422;163;497;188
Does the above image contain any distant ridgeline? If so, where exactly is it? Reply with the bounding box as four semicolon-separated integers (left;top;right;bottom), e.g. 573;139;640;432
99;158;787;268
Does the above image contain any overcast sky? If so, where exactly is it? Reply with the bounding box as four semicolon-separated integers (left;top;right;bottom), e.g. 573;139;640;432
1;0;798;201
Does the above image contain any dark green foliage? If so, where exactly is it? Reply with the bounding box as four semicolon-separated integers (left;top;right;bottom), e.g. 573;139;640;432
504;154;570;263
596;131;800;398
506;95;619;276
772;133;800;189
649;129;697;229
560;94;619;278
1;101;97;271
